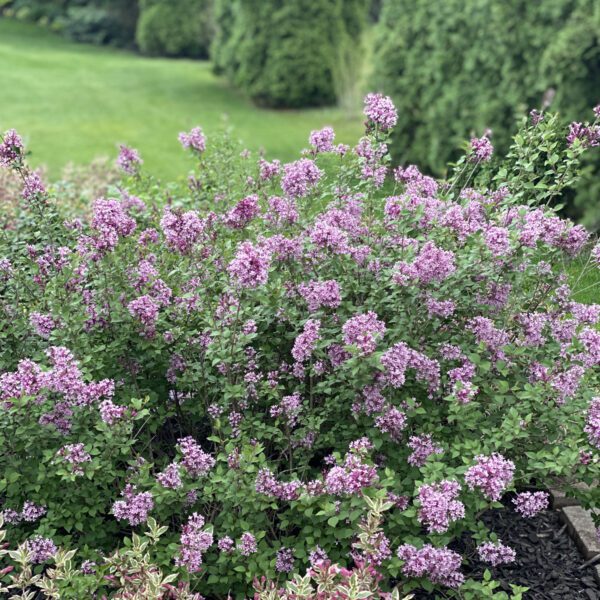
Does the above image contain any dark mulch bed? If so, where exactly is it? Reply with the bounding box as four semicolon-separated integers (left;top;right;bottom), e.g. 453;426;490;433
411;505;600;599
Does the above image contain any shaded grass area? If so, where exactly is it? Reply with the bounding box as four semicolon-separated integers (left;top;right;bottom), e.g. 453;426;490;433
566;252;600;305
0;19;363;180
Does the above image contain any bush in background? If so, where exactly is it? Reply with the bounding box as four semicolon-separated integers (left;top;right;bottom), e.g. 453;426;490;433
2;0;138;46
210;0;369;108
136;0;212;59
372;0;600;229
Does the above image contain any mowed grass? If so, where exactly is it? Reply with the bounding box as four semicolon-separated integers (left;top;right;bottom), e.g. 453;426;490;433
0;19;363;180
567;252;600;305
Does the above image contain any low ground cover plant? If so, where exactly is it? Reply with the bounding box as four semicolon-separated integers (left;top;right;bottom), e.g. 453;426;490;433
0;95;598;599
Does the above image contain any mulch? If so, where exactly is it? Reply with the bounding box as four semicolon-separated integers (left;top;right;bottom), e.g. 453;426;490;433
411;503;600;599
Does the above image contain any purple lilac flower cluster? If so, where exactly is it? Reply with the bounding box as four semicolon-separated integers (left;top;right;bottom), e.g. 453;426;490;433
281;158;322;198
156;462;183;489
469;136;494;162
309;127;335;153
477;541;516;566
275;547;295;573
160;207;205;254
22;171;46;201
465;453;515;501
2;501;47;525
380;341;440;392
228;241;271;288
237;532;258;556
363;93;398;131
178;436;215;478
0;129;24;167
298;279;341;312
407;434;444;467
324;442;378;496
342;311;386;355
292;319;321;363
29;312;58;338
175;513;214;573
179;127;206;154
513;491;549;517
111;484;154;526
393;241;456;286
117;145;142;175
56;442;91;476
0;346;114;433
25;536;57;563
397;544;464;588
585;397;600;449
417;480;465;533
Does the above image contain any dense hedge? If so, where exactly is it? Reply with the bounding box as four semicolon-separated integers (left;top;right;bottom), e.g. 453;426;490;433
372;0;600;229
136;0;212;58
210;0;369;108
2;0;138;47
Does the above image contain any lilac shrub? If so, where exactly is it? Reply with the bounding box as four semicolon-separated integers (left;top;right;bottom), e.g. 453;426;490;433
0;97;598;598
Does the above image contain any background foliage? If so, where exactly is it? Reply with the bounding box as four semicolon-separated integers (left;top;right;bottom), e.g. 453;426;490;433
136;0;212;58
372;0;600;228
210;0;369;108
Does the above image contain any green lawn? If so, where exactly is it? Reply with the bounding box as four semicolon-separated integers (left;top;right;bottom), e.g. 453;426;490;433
0;19;363;180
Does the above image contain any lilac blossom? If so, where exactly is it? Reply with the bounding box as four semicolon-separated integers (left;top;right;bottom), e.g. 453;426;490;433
465;453;515;501
224;195;261;229
513;491;549;517
99;399;128;425
56;443;91;476
178;436;215;478
292;319;321;363
218;536;234;553
160;207;205;254
128;295;159;335
228;241;271;288
298;280;341;312
237;532;257;556
477;541;516;566
175;513;213;573
112;484;153;526
22;171;46;201
270;392;302;428
380;342;440;391
309;127;335;153
25;536;57;564
117;144;142;174
29;312;57;338
469;136;494;162
275;547;295;573
259;158;281;180
156;462;183;489
179;127;206;154
407;434;444;467
0;129;24;167
342;311;386;355
374;406;407;440
585;397;600;449
417;480;465;533
363;93;398;131
21;501;47;522
397;544;464;588
281;158;322;198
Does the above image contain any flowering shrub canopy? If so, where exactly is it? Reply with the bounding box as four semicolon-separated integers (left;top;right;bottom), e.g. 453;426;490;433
0;95;598;599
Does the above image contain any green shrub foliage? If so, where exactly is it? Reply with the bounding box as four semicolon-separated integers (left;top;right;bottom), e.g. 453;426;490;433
210;0;369;108
136;0;213;59
0;94;599;598
2;0;138;47
373;0;600;228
